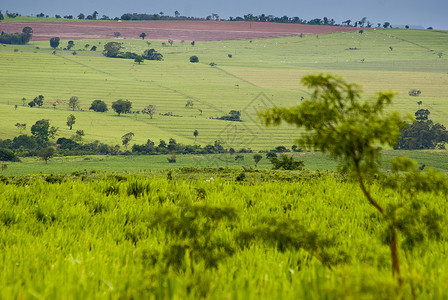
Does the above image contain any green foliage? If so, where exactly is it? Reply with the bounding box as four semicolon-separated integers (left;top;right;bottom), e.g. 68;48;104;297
112;99;132;116
103;41;123;57
395;110;448;150
0;27;32;44
150;204;238;272
139;32;146;40
31;119;57;146
121;132;134;150
142;49;163;61
270;154;304;170
68;96;80;111
37;146;55;164
49;37;60;49
141;104;156;118
134;55;144;64
238;217;348;269
189;55;199;63
218;110;241;121
66;114;76;130
253;153;263;167
0;148;19;162
89;99;108;112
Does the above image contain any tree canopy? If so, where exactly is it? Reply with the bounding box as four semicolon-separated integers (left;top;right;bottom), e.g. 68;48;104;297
112;99;132;116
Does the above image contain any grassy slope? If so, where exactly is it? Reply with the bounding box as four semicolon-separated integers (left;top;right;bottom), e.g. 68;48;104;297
0;28;447;173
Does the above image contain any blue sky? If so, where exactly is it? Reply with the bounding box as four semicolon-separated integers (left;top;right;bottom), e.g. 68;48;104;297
2;0;447;29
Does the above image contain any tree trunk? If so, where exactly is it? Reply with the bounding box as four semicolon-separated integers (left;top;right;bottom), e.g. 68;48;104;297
390;227;403;286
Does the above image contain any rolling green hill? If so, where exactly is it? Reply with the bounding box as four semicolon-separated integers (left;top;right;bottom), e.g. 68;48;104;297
1;29;447;151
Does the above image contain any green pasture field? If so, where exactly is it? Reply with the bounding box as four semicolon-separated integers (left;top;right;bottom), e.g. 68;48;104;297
1;150;447;176
1;28;447;152
1;171;447;299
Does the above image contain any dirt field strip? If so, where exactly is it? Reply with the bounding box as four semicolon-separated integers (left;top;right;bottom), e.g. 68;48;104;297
0;20;365;41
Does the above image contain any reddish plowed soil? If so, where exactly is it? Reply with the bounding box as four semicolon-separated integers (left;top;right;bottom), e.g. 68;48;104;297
0;20;366;42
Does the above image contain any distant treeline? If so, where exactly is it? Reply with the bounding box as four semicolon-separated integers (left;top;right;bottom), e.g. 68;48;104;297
0;26;32;44
0;9;390;28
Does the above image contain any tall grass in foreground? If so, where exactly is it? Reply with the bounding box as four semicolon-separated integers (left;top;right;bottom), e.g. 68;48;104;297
0;170;447;299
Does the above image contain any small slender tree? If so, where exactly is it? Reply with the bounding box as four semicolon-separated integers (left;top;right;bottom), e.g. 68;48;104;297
66;114;76;130
37;147;55;164
122;132;134;150
193;130;199;142
253;153;262;167
139;32;147;40
142;105;156;119
259;74;446;288
68;96;80;111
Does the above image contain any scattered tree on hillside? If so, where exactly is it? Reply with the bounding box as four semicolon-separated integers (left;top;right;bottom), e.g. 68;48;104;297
168;39;174;46
259;73;447;287
37;147;55;164
66;114;76;130
114;32;121;38
142;49;163;60
193;130;199;142
103;41;123;57
139;32;147;40
190;55;199;63
219;110;241;121
112;99;132;116
89;100;108;112
134;55;144;64
50;37;60;49
31;119;57;146
121;132;134;150
191;41;195;47
253;153;262;167
77;13;85;20
67;40;74;50
142;105;156;119
68;96;80;111
409;89;421;97
269;154;304;170
28;95;44;107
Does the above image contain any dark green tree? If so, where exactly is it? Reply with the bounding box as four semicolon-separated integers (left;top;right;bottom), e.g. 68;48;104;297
269;154;304;170
415;109;430;121
112;99;132;116
31;119;57;146
134;55;144;64
142;49;163;60
103;42;123;57
190;55;199;63
50;37;60;49
193;130;199;142
253;153;262;167
139;32;147;40
89;100;108;112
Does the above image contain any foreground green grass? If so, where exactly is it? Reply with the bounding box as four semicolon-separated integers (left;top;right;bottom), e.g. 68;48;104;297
2;150;447;176
1;29;447;151
0;170;447;299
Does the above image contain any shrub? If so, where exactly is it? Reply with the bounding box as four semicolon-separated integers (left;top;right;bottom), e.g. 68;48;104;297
189;55;199;63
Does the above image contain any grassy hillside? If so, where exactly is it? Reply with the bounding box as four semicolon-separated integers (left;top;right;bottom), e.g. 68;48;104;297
0;29;447;151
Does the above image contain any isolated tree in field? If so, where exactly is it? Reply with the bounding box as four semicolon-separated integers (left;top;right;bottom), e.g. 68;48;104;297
259;74;446;287
89;100;108;112
103;42;123;57
139;32;147;40
114;32;121;38
191;41;195;47
66;114;76;130
142;105;156;119
77;13;85;20
68;96;80;111
32;95;44;107
168;39;174;46
383;22;391;28
122;132;134;150
185;100;194;108
193;130;199;142
21;97;26;106
190;55;199;63
112;99;132;116
37;147;55;164
50;37;60;49
134;55;144;64
175;10;180;17
253;153;262;167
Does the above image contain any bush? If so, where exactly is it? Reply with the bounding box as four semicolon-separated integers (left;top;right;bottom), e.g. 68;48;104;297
270;154;304;170
0;148;20;162
409;89;421;97
190;55;199;63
